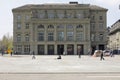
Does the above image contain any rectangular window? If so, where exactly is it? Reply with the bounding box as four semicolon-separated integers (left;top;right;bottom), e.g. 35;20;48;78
67;32;74;41
25;15;29;20
66;13;73;18
48;13;54;19
24;45;30;53
57;32;64;41
25;35;29;42
76;32;83;41
38;32;44;41
76;11;84;19
57;25;64;29
91;23;95;30
17;15;21;20
38;11;45;19
99;23;103;29
25;23;29;29
16;45;22;53
17;23;21;29
99;16;103;20
57;13;64;19
48;32;54;41
99;34;103;41
17;35;21;42
66;25;73;29
48;10;54;19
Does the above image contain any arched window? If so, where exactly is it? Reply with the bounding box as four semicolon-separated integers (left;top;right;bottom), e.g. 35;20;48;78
76;24;83;28
48;25;54;28
38;24;44;28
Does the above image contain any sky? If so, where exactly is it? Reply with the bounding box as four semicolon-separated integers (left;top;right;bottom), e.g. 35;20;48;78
0;0;120;39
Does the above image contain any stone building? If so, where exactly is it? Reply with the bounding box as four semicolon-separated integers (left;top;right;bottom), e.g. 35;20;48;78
12;2;108;55
109;19;120;51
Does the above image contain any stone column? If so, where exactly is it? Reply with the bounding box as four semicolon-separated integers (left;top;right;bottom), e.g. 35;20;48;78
64;44;67;55
54;44;57;55
74;44;77;55
45;44;47;55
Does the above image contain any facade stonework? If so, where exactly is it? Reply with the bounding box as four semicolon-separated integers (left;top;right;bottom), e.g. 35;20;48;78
109;19;120;50
12;2;107;55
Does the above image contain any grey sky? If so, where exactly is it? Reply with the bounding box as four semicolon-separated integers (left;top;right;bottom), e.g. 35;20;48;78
0;0;120;39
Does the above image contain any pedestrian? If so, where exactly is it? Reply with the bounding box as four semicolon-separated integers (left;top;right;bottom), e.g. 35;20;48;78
57;47;62;59
1;51;4;56
10;51;13;56
1;49;4;56
110;50;114;57
32;51;36;59
100;51;105;60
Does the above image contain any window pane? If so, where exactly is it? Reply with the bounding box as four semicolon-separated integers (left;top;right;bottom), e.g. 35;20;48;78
66;25;73;29
57;32;64;41
24;45;30;53
17;23;21;29
76;32;83;41
25;34;29;42
67;32;73;41
16;45;22;53
48;32;54;41
38;32;44;41
25;23;29;29
17;35;21;42
17;15;21;20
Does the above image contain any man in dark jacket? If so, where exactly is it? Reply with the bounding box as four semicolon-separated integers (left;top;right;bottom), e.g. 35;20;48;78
100;51;105;60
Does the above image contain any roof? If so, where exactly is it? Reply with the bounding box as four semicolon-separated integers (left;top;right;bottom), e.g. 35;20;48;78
12;3;108;11
90;5;108;10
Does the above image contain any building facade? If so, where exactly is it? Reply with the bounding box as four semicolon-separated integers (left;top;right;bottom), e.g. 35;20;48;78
109;19;120;51
12;2;108;55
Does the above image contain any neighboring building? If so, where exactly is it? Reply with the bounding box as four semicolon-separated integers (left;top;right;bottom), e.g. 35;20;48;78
109;19;120;51
12;2;108;55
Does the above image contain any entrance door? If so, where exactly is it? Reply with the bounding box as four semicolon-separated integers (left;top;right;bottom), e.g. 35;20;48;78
57;45;64;55
67;44;74;55
77;44;84;55
99;45;105;50
38;45;44;55
48;45;54;55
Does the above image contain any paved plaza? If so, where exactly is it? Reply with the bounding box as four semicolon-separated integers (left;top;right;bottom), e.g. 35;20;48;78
0;54;120;73
0;54;120;80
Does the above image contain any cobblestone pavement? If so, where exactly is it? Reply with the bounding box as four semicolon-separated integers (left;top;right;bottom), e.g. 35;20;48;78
0;54;120;73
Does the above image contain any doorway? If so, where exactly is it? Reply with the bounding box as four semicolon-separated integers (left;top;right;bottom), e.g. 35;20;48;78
57;45;64;55
77;44;84;55
67;44;74;55
47;45;54;55
38;45;44;55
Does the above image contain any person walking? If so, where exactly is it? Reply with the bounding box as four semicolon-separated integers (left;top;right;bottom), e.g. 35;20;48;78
57;47;62;59
110;50;114;57
10;51;13;56
100;51;105;60
32;51;36;59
